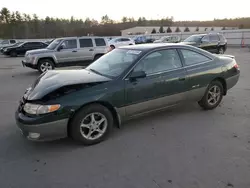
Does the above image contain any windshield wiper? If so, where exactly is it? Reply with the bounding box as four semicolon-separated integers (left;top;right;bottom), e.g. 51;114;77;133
89;68;103;75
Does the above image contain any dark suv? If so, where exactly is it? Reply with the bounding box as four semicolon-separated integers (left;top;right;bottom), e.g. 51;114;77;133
182;33;227;54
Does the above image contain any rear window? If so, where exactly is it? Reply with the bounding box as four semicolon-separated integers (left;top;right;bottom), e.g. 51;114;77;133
79;39;93;48
209;35;219;42
219;35;227;42
94;38;106;46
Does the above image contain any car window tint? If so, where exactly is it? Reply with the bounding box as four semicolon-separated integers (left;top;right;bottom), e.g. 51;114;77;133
94;38;106;46
202;35;210;42
23;43;32;47
134;49;182;75
219;35;226;42
122;38;130;41
61;39;77;49
181;49;211;66
10;40;16;44
209;35;219;41
79;39;93;48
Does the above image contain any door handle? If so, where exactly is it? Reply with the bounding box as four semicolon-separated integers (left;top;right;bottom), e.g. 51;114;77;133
72;50;77;52
178;77;186;81
89;49;94;51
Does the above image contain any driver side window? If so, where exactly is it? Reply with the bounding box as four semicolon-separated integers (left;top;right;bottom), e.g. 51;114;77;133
60;39;77;49
133;49;182;75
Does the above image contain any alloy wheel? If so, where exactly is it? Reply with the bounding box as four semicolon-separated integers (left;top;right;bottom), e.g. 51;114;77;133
80;112;108;140
207;85;221;106
40;62;53;72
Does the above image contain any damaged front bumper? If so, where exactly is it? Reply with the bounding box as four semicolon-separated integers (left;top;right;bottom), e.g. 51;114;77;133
15;110;68;141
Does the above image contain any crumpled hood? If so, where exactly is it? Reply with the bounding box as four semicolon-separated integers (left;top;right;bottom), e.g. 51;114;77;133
26;48;54;55
24;69;111;100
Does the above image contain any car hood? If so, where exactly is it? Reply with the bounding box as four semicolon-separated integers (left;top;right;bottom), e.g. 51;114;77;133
24;69;111;100
26;48;54;55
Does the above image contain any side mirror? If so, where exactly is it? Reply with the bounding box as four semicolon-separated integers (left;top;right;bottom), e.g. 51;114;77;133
129;71;146;80
57;45;63;51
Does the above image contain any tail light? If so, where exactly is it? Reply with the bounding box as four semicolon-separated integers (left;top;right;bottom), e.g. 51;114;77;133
233;62;240;71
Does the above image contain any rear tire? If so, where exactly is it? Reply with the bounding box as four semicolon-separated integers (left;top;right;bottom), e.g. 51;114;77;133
37;59;55;73
198;80;224;110
69;104;114;145
218;47;224;54
110;45;115;50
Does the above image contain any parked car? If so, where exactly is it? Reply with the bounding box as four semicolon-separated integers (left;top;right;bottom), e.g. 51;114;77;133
153;36;181;43
0;39;17;48
0;41;24;54
15;43;240;145
3;41;48;57
108;37;135;49
133;35;155;44
22;37;110;73
181;33;227;54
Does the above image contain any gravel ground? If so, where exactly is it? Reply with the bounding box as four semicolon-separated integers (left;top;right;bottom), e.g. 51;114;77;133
0;48;250;188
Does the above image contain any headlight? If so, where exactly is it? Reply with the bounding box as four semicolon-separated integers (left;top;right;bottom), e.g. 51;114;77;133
23;103;61;115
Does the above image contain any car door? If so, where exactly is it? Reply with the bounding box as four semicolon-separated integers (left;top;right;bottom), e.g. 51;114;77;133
200;35;211;52
179;48;214;101
54;39;79;65
209;35;220;53
124;49;188;117
17;42;31;55
78;38;95;63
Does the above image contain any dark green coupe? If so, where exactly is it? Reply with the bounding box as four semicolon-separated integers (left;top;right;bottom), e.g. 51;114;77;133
15;43;240;145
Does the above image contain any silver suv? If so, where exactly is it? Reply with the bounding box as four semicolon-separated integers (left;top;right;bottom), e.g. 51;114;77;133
22;37;110;73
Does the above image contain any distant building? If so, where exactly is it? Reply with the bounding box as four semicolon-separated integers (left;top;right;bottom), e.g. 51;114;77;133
121;26;238;36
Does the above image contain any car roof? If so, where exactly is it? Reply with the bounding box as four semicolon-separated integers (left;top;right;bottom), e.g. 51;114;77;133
119;43;192;51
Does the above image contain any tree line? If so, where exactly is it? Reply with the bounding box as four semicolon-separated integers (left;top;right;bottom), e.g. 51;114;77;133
0;7;250;39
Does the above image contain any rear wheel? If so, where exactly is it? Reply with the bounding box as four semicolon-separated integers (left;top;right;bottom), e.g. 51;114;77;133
198;80;224;110
69;104;114;145
37;59;55;73
218;47;224;54
110;45;115;50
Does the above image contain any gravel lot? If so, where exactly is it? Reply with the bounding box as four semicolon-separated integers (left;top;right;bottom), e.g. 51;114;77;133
0;48;250;188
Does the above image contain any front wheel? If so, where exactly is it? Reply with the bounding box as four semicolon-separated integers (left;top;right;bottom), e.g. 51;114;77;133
37;59;55;73
69;104;114;145
198;81;224;110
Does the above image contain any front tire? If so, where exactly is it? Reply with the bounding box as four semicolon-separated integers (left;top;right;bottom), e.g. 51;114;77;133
69;104;114;145
37;59;55;73
198;81;224;110
10;51;17;57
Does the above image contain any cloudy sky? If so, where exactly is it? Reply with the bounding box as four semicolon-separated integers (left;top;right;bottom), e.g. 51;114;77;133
1;0;249;21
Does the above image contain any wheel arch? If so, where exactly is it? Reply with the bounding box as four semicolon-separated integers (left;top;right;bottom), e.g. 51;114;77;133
212;77;227;95
37;57;56;66
67;101;121;137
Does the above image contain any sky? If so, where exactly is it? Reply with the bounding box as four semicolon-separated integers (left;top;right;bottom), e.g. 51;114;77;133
1;0;249;21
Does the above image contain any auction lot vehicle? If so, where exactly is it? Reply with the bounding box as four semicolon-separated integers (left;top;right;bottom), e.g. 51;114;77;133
0;41;24;54
133;35;155;44
182;33;227;54
154;36;181;43
22;37;110;73
3;41;48;57
0;39;17;48
15;43;240;145
108;37;135;50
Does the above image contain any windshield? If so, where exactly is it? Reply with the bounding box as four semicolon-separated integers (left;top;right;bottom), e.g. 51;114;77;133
85;49;141;78
184;35;203;42
47;39;63;50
